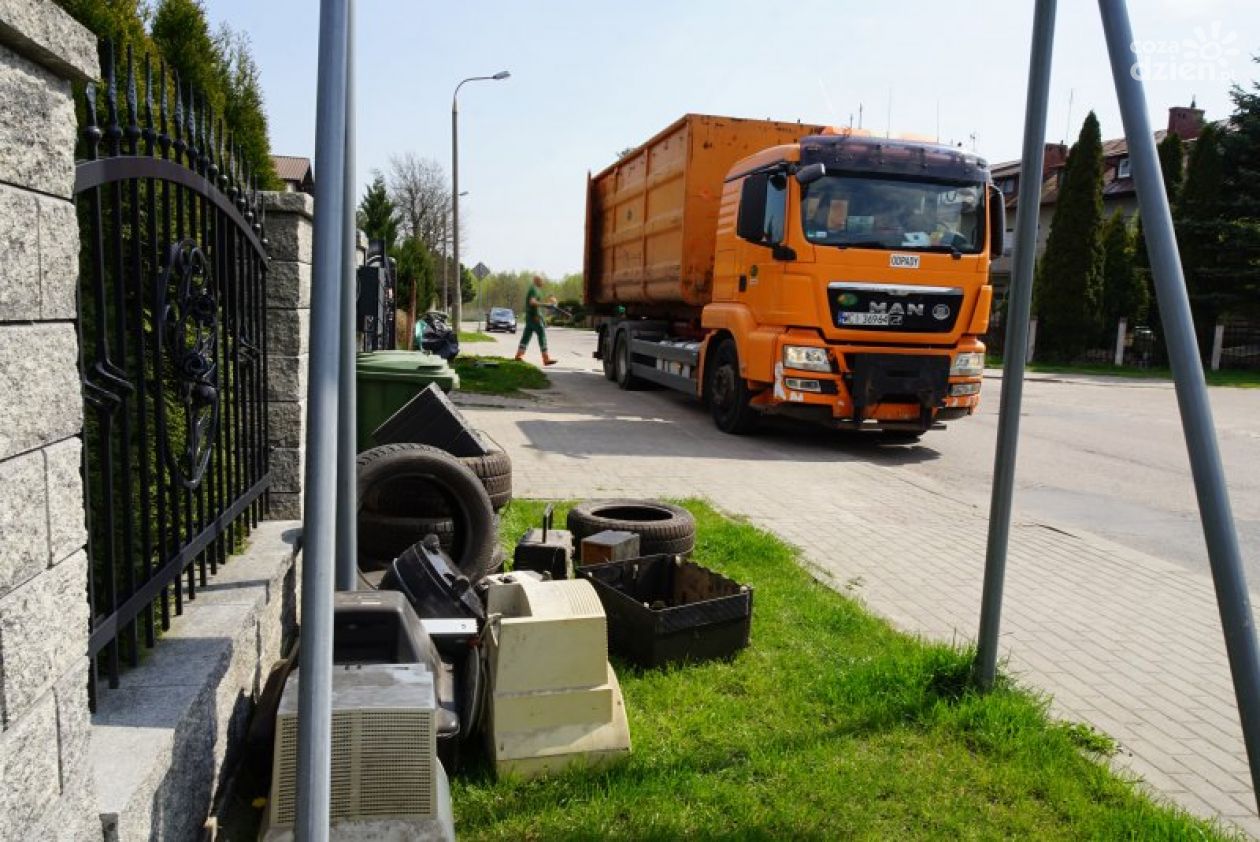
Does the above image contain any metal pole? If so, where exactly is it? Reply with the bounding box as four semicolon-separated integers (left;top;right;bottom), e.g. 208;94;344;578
1099;0;1260;812
441;215;448;311
335;0;357;592
974;0;1057;690
297;0;348;837
451;97;461;330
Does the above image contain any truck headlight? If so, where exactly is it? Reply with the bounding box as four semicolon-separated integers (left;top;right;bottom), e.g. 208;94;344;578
951;352;985;377
783;345;831;372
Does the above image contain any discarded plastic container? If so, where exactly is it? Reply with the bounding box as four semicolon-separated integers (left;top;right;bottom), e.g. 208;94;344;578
580;554;753;668
356;351;460;450
371;382;489;456
513;504;573;580
380;537;486;622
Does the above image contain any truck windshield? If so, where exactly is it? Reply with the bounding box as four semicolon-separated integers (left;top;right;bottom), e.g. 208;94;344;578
801;175;986;253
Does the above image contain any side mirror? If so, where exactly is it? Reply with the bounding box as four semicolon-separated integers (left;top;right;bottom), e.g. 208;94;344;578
795;162;826;185
736;173;769;243
988;186;1006;258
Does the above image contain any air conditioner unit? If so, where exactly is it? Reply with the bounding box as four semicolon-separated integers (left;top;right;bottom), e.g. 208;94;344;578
267;664;446;835
482;574;632;779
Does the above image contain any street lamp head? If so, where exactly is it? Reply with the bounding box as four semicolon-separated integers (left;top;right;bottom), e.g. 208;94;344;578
493;71;511;80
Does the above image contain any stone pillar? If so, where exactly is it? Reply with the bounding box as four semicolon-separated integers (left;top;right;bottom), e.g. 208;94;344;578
0;1;99;839
263;191;314;520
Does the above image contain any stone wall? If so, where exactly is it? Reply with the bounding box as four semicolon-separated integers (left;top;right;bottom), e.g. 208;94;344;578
0;1;99;839
264;191;314;521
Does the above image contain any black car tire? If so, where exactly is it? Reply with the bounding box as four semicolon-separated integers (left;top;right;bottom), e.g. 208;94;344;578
356;443;497;579
566;499;696;556
359;512;456;560
363;448;512;513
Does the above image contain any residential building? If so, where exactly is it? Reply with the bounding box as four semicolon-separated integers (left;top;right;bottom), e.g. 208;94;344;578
272;154;315;195
988;103;1209;294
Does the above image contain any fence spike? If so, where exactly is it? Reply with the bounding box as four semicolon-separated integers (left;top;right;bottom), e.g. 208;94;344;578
188;87;197;169
206;103;218;182
184;82;196;170
242;161;253;217
217;118;227;189
226;134;239;202
244;170;254;224
83;83;102;160
142;54;155;151
124;45;139;152
171;70;185;160
157;63;170;159
104;40;121;156
197;93;209;175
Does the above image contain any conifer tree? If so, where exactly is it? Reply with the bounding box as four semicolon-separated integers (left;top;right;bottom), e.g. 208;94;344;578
1035;111;1106;360
1100;211;1147;327
358;175;399;252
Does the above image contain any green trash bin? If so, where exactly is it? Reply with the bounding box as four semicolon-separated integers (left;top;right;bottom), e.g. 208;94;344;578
356;350;460;450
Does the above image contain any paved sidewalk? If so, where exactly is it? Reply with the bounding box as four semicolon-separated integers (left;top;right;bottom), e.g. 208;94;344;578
460;335;1259;837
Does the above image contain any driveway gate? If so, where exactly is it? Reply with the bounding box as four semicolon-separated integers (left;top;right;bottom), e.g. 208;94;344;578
75;43;271;702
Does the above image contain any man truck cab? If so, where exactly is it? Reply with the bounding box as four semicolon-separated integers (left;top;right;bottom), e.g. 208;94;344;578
586;115;1003;438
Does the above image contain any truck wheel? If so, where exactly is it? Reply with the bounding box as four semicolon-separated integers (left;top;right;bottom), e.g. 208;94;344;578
706;340;759;434
614;332;641;390
601;329;616;381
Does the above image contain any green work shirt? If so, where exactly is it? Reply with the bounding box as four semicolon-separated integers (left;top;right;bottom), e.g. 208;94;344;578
525;285;542;323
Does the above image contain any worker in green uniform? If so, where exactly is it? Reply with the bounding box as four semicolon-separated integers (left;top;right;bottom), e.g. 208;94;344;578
515;275;557;366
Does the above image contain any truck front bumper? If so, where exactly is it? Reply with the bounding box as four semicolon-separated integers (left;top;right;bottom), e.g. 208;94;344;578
758;337;985;429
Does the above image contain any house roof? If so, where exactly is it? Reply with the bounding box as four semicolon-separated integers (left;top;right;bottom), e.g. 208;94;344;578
994;122;1233;209
272;155;313;184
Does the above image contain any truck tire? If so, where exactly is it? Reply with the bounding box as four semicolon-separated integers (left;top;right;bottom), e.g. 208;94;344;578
614;332;641;390
356;443;497;579
706;339;759;434
566;499;696;556
601;329;617;381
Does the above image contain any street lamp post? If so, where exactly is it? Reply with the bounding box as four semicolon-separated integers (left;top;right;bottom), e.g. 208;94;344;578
451;71;509;330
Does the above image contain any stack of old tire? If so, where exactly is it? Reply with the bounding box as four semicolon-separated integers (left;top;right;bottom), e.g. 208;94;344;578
357;384;511;580
566;500;696;556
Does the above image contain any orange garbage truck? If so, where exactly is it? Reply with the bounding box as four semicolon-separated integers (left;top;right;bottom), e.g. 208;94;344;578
585;114;1003;438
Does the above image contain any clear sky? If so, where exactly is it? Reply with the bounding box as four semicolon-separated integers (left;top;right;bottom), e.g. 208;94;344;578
203;0;1258;278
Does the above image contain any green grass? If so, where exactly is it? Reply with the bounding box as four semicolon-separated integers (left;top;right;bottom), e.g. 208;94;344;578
454;499;1233;841
453;355;550;397
986;355;1260;388
459;330;497;343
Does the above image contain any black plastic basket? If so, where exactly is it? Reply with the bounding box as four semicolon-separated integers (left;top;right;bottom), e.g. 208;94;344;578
580;554;752;668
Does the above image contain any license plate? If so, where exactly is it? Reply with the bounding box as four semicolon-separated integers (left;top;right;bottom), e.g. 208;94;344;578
838;312;892;327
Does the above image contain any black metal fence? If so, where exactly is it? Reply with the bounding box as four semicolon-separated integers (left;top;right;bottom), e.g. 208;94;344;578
75;42;270;703
1219;320;1260;371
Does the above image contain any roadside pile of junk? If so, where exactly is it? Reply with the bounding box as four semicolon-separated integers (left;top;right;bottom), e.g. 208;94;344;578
251;385;755;840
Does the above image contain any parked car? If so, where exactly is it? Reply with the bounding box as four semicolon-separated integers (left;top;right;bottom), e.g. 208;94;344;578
487;307;517;333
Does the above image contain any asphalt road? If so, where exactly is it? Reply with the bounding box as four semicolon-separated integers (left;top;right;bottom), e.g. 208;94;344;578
475;324;1260;580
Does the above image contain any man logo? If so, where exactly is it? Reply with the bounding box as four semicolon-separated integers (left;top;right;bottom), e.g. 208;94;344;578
932;303;951;321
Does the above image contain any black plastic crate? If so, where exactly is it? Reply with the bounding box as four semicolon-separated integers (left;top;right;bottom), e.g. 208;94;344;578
580;554;752;668
372;382;490;456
